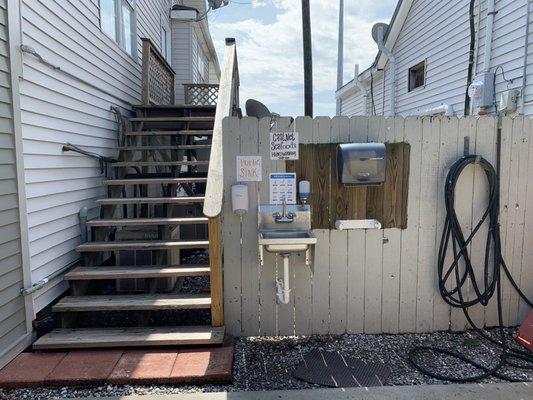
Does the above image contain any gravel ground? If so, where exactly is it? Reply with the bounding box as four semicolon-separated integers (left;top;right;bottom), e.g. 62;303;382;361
1;328;531;400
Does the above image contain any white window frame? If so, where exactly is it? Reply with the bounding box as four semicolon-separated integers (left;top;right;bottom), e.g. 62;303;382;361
99;0;137;57
161;22;171;61
197;48;208;83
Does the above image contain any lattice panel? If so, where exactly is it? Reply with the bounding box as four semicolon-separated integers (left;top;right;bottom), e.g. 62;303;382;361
184;84;220;106
148;49;174;105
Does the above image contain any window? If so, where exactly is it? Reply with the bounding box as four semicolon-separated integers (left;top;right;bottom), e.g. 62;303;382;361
197;49;208;82
100;0;136;56
408;61;426;92
161;25;171;61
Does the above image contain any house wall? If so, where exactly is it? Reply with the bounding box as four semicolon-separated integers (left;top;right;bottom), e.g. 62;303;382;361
171;20;192;104
340;0;531;117
18;0;172;313
0;0;33;369
221;115;533;337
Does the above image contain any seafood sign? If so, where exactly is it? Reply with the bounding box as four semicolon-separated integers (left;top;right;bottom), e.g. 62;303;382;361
270;131;299;160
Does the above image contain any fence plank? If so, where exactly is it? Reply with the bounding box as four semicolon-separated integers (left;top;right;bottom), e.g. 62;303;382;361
221;117;242;336
293;116;314;335
240;117;260;336
273;117;295;336
366;116;385;223
349;116;369;218
311;229;331;334
416;117;441;333
364;229;383;333
258;117;278;336
508;116;529;325
432;117;458;331
518;117;533;322
399;117;422;333
347;229;366;333
450;117;477;331
329;229;348;334
382;228;401;333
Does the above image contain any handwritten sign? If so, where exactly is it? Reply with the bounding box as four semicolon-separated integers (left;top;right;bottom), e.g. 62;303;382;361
269;173;296;204
236;156;262;182
270;131;299;160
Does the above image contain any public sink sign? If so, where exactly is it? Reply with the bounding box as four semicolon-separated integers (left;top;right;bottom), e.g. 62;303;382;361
270;131;299;160
236;156;262;181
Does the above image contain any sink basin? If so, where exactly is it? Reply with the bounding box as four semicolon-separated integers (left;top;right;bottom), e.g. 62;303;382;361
259;229;317;254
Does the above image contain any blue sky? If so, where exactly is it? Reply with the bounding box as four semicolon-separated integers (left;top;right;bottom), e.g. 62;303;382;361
210;0;397;117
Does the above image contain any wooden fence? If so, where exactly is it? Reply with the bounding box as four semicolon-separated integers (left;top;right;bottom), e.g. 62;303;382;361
221;115;533;337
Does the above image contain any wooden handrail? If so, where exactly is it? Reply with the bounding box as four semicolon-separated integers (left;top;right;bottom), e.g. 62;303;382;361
203;39;239;218
141;38;176;105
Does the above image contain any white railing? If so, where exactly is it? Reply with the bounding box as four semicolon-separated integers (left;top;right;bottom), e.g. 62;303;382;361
203;38;240;219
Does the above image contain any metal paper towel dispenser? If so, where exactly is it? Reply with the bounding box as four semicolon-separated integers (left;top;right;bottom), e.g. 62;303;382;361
336;143;386;186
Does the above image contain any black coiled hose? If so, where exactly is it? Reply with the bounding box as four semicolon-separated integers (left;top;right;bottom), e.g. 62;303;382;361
409;154;533;382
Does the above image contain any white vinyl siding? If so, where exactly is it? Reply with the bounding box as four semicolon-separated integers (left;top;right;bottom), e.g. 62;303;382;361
0;0;32;369
525;1;533;114
340;0;532;117
171;20;192;104
19;0;172;312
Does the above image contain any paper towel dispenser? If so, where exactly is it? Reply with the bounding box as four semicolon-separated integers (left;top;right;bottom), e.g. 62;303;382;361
336;143;386;186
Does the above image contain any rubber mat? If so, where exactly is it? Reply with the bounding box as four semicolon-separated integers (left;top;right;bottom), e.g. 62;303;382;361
292;349;391;388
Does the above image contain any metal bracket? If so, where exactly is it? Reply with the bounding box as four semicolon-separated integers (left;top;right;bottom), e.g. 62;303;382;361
463;136;470;156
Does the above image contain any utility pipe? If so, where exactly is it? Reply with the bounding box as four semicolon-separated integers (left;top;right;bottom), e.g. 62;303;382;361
421;103;454;117
353;64;369;115
483;0;496;73
375;25;396;116
276;255;291;305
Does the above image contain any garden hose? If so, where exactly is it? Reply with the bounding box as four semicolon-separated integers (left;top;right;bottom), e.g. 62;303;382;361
409;153;533;382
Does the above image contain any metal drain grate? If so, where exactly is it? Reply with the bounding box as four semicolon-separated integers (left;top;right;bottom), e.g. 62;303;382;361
292;349;391;388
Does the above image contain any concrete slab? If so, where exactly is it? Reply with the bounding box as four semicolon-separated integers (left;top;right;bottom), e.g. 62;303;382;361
0;353;67;388
79;383;532;400
108;351;178;385
170;347;234;383
44;350;124;386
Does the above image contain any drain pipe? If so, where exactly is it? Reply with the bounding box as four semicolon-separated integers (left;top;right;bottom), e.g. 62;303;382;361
375;25;396;116
422;104;455;117
483;0;496;73
353;64;369;115
276;255;291;305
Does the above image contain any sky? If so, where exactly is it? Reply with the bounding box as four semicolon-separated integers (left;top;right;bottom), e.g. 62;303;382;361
209;0;398;117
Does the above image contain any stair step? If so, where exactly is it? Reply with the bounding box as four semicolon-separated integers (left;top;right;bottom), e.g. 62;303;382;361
52;294;211;313
76;240;209;252
96;196;205;205
129;117;215;122
103;177;207;186
65;265;210;280
87;217;209;227
117;145;212;151
112;161;209;168
33;326;225;350
124;130;213;137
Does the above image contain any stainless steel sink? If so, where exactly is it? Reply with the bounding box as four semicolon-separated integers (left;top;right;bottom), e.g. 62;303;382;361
259;229;317;254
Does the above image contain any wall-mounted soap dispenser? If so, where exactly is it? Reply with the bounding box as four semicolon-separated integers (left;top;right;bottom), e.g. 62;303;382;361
336;143;387;186
231;183;249;215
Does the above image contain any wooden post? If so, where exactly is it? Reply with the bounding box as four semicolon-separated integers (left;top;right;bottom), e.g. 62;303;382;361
209;216;224;326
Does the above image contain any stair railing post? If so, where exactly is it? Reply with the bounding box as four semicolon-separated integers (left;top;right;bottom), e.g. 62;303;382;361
208;216;224;326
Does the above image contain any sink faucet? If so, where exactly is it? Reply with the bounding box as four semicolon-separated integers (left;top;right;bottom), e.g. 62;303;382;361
273;196;296;223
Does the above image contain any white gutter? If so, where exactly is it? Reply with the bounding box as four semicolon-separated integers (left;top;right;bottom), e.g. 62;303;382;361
421;104;454;117
375;24;396;116
483;0;496;73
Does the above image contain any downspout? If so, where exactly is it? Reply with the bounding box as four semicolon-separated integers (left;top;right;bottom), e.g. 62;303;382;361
375;25;396;116
353;64;368;115
483;0;496;73
520;0;531;112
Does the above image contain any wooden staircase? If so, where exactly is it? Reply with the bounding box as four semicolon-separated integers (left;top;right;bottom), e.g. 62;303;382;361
34;105;225;350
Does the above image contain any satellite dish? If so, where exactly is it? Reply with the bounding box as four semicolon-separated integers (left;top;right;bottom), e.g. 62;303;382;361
371;23;389;44
246;99;272;119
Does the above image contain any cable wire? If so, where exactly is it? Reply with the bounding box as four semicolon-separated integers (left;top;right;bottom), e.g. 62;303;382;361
409;148;533;382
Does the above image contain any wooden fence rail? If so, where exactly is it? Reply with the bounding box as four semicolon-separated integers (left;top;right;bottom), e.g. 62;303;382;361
221;115;533;337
